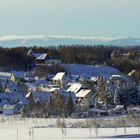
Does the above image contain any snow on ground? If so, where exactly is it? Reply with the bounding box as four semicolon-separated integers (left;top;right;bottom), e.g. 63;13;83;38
0;116;139;140
63;64;120;79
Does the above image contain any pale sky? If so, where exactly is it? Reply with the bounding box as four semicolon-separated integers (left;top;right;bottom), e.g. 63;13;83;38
0;0;140;37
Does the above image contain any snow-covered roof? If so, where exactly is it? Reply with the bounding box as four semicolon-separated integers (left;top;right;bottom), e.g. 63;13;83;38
27;49;48;59
109;75;132;82
76;89;91;98
3;104;15;110
88;108;107;113
33;53;43;58
0;71;24;79
41;87;60;92
114;105;124;111
0;72;11;77
25;91;32;98
52;72;65;81
67;83;82;93
91;77;98;81
36;54;47;60
2;79;17;93
128;69;137;76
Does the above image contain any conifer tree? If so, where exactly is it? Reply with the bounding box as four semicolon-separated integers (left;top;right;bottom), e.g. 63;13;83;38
67;95;74;116
0;80;3;92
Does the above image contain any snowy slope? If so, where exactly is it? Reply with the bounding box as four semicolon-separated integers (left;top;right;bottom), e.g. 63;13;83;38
63;64;120;79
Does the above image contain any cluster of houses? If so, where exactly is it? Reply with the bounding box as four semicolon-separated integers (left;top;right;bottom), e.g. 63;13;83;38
111;50;140;64
0;49;140;117
0;66;139;117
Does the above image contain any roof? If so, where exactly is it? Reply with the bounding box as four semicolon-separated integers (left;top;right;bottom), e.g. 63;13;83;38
52;72;65;81
76;89;91;98
36;54;47;60
27;49;33;56
3;104;15;110
114;105;124;111
0;71;24;79
91;77;98;81
109;74;132;82
25;91;32;98
67;83;82;93
33;53;43;58
2;79;17;93
89;108;107;113
0;72;11;77
27;49;48;59
40;87;60;92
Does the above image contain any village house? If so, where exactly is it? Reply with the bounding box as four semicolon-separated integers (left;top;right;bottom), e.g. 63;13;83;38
111;50;140;64
3;104;16;115
67;83;82;94
0;72;18;93
52;72;65;89
27;49;61;66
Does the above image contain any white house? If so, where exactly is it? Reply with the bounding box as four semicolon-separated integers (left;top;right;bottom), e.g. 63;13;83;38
52;72;65;88
27;49;61;66
76;89;92;98
67;83;82;94
3;104;16;115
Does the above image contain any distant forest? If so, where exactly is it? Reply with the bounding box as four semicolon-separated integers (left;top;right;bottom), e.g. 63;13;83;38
0;45;140;73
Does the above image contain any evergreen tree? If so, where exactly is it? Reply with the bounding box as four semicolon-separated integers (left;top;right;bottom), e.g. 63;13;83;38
47;96;53;117
66;95;74;116
55;92;65;116
0;80;3;92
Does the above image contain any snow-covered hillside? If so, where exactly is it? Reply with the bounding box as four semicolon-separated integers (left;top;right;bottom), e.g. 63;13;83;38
63;64;120;79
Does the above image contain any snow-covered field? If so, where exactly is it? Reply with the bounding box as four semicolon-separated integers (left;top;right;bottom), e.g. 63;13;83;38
0;116;140;140
63;64;120;79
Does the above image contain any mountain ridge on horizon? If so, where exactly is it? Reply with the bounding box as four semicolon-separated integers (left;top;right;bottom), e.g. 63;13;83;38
0;35;140;47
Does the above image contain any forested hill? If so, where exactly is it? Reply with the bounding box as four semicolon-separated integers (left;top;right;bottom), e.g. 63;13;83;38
0;45;140;73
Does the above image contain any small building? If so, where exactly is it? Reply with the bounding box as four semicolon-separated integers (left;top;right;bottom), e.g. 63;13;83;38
2;79;17;93
88;108;108;116
36;54;48;65
25;91;33;102
52;72;65;88
0;71;24;81
3;104;16;115
76;89;92;99
27;49;61;66
67;83;82;94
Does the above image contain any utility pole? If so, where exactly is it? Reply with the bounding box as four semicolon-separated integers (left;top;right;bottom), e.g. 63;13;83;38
17;128;19;140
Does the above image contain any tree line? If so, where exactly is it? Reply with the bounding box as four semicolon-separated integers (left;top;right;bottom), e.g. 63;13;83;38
0;45;140;73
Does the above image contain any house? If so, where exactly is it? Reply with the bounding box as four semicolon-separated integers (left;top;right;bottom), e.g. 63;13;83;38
88;108;108;116
111;50;140;64
3;104;16;115
36;54;48;65
0;71;24;81
2;79;17;93
67;83;82;94
128;69;140;84
76;89;92;99
25;91;33;101
0;96;9;113
52;72;65;88
76;89;95;106
27;49;61;65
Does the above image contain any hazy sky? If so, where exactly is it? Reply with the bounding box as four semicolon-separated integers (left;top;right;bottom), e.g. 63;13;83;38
0;0;140;37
